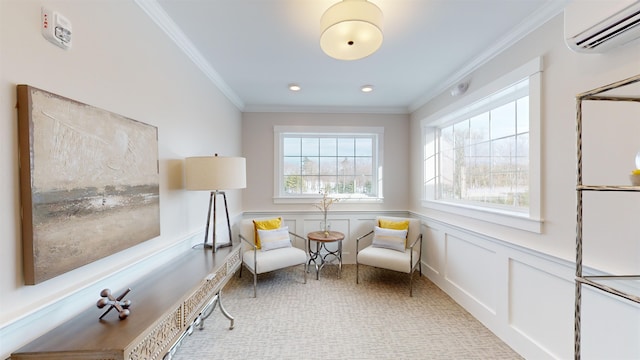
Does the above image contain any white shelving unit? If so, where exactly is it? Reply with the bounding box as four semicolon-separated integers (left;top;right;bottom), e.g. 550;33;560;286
574;74;640;359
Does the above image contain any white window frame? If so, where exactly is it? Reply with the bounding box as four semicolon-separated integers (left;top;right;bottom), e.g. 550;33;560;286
421;57;542;233
274;125;384;204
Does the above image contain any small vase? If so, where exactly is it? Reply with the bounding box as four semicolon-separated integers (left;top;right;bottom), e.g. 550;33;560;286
320;217;330;237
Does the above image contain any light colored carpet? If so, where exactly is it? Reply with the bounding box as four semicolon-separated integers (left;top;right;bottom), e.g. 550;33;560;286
172;264;522;360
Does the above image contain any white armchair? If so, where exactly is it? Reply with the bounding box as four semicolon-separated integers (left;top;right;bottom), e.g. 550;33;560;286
355;216;422;296
239;217;307;297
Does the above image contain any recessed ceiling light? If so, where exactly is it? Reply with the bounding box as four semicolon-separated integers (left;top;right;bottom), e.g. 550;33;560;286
361;85;374;93
288;84;301;91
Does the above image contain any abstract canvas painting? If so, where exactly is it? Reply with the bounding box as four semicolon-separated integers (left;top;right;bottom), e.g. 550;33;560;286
17;85;160;285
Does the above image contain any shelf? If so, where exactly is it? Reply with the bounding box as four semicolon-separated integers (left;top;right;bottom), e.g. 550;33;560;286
574;74;640;359
577;275;640;304
577;185;640;192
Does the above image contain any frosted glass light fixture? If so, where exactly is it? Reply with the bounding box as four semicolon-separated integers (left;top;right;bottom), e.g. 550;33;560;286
320;0;383;61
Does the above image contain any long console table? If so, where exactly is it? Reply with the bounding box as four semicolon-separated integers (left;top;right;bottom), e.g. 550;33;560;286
11;244;241;360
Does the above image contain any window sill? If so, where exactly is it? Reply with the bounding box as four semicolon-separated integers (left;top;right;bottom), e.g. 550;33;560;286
421;200;543;233
274;197;384;205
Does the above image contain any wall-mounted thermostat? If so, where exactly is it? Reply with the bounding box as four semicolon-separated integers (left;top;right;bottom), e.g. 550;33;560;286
41;7;72;49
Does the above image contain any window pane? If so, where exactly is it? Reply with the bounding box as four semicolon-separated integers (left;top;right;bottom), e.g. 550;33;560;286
355;157;372;176
491;136;515;156
516;96;529;135
491;102;516;139
338;157;354;175
492;158;515;173
283;137;300;156
319;175;337;191
301;176;318;193
302;156;319;175
441;126;454;150
319;138;337;156
454;120;469;149
468;158;490;189
516;133;529;158
302;138;319;156
516;171;529;207
337;175;355;194
337;138;354;156
470;112;490;144
440;148;455;198
355;138;372;156
356;175;373;195
283;175;302;194
472;141;490;157
319;157;337;175
283;156;301;175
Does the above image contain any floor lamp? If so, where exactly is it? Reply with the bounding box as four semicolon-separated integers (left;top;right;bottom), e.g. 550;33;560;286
185;154;246;252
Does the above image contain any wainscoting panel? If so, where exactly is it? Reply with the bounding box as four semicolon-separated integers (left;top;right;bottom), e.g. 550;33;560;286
444;233;498;315
508;258;574;358
422;225;444;276
580;286;640;359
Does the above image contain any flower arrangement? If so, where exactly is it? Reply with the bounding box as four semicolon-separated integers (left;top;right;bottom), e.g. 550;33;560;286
313;190;339;235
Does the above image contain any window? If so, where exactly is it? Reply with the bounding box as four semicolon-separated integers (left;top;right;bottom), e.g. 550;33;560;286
422;58;542;233
274;126;383;201
439;81;529;209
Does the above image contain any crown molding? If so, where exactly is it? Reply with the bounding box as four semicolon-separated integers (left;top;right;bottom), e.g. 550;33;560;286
242;104;409;115
408;0;570;113
134;0;244;110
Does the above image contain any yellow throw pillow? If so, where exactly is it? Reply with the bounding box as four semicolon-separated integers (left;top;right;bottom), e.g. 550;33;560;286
378;218;410;231
253;217;282;249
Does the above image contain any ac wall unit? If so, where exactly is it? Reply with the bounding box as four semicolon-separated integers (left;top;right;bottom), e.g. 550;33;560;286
564;0;640;53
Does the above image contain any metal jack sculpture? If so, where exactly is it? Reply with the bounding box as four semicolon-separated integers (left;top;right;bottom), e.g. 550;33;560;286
97;288;132;320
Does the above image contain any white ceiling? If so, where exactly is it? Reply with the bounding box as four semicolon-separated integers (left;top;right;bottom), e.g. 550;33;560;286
140;0;568;113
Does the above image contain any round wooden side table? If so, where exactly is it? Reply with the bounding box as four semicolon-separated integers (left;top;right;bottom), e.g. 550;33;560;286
307;230;345;280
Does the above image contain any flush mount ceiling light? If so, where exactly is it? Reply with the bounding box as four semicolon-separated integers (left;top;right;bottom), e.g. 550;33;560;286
320;0;383;61
288;84;301;91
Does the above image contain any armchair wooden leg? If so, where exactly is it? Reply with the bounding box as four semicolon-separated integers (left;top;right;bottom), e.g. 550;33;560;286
356;262;360;284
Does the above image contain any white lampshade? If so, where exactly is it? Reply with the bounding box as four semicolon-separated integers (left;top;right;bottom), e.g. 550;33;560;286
320;0;383;61
185;156;246;191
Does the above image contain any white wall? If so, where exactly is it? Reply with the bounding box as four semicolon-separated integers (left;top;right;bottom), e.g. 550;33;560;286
410;14;640;359
0;1;242;357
